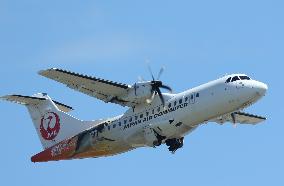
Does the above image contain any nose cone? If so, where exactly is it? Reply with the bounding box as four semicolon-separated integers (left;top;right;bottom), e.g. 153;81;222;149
255;81;268;96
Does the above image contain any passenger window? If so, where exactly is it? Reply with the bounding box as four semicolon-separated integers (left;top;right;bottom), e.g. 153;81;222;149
174;101;177;106
185;97;188;102
118;122;122;126
152;109;155;114
135;116;138;120
140;114;143;118
146;112;149;116
124;120;127;124
191;95;194;99
179;99;183;104
226;77;231;83
196;93;200;97
129;117;132;122
231;76;240;82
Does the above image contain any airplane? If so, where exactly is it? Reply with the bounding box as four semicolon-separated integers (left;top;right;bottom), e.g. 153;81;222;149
1;68;268;162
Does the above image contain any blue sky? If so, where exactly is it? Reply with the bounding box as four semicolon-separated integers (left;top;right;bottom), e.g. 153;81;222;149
0;0;283;185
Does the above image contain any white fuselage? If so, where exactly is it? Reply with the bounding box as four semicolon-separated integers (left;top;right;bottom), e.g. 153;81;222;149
2;72;268;162
92;74;267;155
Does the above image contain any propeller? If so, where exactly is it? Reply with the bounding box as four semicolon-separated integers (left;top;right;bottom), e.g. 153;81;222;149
146;65;173;106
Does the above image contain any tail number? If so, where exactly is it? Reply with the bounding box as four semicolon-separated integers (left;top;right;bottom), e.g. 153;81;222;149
40;112;60;140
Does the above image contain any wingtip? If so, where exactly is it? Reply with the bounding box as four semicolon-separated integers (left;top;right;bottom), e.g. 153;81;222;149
0;95;11;100
38;68;58;76
38;70;45;75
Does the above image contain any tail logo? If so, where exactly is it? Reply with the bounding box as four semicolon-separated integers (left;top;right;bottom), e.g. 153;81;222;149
40;112;60;140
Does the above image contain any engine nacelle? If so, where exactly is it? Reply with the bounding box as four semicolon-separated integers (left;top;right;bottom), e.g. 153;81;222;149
121;82;153;104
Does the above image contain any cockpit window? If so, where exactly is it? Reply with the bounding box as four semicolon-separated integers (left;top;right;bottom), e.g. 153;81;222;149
239;76;251;80
225;77;231;83
231;76;240;82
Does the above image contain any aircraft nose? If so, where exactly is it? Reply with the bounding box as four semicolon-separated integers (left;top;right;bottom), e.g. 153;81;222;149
255;81;268;96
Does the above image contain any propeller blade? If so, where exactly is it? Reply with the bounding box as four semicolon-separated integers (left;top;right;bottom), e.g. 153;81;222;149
157;67;165;80
160;84;173;93
146;99;152;104
146;92;155;104
147;64;155;81
156;88;165;106
134;83;137;96
138;76;145;82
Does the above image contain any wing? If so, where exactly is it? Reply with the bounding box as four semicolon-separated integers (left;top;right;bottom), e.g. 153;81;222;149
39;68;136;107
211;111;266;125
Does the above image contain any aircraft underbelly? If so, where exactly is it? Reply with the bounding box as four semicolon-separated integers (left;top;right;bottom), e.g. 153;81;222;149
31;134;134;162
75;141;133;159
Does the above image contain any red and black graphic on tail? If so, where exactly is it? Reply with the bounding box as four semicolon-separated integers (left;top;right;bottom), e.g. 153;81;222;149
40;112;60;140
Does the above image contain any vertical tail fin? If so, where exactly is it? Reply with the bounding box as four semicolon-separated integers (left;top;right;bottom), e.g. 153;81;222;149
1;93;98;149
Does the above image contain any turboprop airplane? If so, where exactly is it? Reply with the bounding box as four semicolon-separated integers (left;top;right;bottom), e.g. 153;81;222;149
1;68;268;162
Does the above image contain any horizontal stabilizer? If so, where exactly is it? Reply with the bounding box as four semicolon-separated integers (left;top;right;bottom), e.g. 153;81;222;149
1;94;73;113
